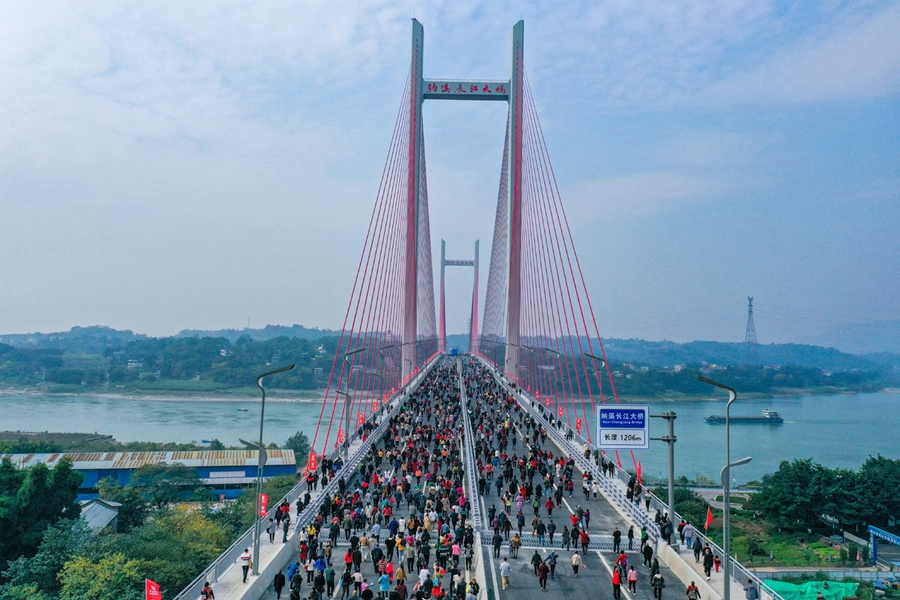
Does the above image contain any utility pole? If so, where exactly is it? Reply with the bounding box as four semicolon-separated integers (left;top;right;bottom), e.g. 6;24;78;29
744;297;757;344
650;411;677;536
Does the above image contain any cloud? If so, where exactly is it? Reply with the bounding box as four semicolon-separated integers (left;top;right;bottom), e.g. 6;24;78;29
705;3;900;104
563;172;722;225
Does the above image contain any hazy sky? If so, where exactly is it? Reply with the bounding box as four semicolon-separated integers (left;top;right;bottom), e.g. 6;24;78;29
1;1;898;346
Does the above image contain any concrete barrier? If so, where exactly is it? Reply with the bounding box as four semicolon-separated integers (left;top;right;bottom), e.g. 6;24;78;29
656;539;725;600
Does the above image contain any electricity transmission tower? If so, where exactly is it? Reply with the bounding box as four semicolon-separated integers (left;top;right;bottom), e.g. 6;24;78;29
744;296;758;344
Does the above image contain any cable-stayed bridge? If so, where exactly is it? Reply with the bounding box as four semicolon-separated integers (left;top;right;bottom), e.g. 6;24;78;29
173;21;775;600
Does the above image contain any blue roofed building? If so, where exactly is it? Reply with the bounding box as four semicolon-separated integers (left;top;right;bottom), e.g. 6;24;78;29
0;450;297;500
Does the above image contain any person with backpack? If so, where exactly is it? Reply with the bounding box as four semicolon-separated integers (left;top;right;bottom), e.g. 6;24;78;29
201;581;215;599
652;573;666;600
687;581;701;600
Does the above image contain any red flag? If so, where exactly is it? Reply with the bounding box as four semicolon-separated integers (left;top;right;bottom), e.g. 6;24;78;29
258;493;269;517
145;579;162;600
704;506;714;530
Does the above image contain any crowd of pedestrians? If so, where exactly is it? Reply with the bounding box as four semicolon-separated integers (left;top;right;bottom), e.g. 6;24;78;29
261;361;482;600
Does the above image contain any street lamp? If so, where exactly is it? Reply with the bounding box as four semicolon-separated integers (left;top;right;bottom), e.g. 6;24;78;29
243;363;295;576
699;375;751;600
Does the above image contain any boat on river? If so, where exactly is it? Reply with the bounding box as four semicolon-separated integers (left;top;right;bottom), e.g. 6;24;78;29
704;408;784;424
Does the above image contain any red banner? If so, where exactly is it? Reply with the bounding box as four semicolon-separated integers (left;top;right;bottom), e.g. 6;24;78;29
558;406;564;417
372;399;379;411
575;417;582;431
337;429;344;443
258;492;269;517
357;412;365;427
704;506;714;530
146;579;162;600
545;397;551;407
308;451;318;472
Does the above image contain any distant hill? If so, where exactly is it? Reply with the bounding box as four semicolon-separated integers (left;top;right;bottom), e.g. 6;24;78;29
2;326;897;377
176;324;340;342
0;325;147;354
808;319;900;354
600;338;886;372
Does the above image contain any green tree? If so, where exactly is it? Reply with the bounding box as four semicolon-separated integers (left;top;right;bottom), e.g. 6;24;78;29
0;519;91;596
856;455;900;526
58;554;144;600
96;478;150;532
92;508;230;594
284;430;311;466
0;584;52;600
129;462;202;509
747;458;849;530
0;457;82;568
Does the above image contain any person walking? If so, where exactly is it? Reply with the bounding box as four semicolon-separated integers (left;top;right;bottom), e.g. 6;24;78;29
580;529;590;554
267;518;277;543
642;540;654;567
702;548;714;581
571;551;583;577
492;531;503;558
510;533;522;558
744;580;759;600
628;525;635;550
687;581;701;600
283;514;292;543
538;561;550;592
561;526;571;551
499;558;512;590
652;573;666;600
627;566;638;593
239;548;252;583
530;550;543;576
340;570;352;600
612;567;622;599
692;537;703;563
274;571;286;600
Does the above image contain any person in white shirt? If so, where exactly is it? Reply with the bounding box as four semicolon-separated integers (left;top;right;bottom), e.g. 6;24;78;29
239;548;252;583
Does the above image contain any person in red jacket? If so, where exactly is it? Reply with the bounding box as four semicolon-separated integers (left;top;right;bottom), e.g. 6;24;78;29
612;568;622;599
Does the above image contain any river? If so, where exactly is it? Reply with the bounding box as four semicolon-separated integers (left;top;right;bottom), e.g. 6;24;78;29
0;390;897;482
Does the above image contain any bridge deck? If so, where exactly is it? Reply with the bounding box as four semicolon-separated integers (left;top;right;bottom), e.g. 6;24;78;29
192;355;740;600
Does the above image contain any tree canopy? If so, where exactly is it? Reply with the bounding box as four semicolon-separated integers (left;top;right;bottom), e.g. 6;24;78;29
0;458;82;568
747;455;900;529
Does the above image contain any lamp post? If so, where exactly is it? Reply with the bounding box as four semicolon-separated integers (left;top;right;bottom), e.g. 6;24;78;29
244;363;295;576
699;376;751;600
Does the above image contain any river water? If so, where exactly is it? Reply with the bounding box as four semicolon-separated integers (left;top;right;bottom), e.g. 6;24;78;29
0;391;896;482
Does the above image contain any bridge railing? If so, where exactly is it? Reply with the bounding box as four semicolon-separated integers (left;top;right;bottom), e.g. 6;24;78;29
173;355;443;600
